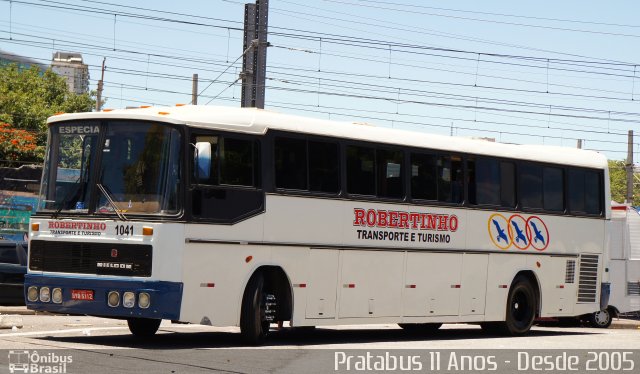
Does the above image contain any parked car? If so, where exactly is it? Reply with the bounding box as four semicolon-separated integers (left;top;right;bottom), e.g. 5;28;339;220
0;241;27;306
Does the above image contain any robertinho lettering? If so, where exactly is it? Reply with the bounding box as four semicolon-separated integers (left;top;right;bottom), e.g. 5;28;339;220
48;221;106;231
353;208;459;232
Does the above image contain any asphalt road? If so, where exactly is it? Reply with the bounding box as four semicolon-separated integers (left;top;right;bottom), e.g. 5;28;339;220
0;314;639;373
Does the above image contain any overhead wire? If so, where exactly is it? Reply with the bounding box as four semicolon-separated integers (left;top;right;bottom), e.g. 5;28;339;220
3;0;639;158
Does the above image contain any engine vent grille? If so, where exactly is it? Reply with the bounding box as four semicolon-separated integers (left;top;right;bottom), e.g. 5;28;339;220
628;282;640;296
577;254;599;303
565;260;576;284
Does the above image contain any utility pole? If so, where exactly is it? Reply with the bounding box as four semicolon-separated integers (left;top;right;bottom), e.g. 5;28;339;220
626;130;634;204
96;57;106;111
192;74;198;105
241;0;269;108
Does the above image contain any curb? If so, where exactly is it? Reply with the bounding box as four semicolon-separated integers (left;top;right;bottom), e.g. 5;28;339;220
0;307;36;316
0;315;24;329
609;320;640;330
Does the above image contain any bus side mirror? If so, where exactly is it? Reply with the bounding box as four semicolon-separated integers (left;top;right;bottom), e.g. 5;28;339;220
194;142;211;181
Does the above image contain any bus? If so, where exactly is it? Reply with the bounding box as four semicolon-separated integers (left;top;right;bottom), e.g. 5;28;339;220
595;202;640;327
0;165;40;242
25;105;610;344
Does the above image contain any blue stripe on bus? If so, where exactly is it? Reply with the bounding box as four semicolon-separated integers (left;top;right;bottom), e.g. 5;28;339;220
24;274;182;321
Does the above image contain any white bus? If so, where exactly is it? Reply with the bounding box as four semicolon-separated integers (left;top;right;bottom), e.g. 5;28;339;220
26;105;610;344
593;203;640;327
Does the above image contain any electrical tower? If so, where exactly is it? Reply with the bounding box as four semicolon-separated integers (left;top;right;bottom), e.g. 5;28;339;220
241;0;269;109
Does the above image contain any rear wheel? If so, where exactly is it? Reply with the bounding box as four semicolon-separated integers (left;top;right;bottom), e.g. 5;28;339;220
482;275;536;336
590;309;612;328
398;323;442;334
503;275;536;335
127;318;161;337
240;272;273;345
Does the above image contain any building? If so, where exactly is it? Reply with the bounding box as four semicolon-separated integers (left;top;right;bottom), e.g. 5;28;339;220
50;52;89;94
0;49;48;71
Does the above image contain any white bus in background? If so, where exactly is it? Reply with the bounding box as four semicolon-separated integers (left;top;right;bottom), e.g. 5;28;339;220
594;203;640;327
25;105;610;344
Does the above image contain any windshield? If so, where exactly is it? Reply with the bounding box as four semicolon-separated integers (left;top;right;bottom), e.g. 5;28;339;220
38;121;182;216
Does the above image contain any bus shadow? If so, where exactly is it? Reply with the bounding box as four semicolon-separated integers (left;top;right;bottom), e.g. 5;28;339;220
39;324;599;349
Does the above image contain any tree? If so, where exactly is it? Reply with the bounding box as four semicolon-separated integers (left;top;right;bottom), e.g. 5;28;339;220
608;159;640;205
0;63;95;163
0;122;39;162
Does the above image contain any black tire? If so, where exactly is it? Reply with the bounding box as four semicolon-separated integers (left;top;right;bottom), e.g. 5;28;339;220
502;275;537;335
398;323;442;334
240;272;271;345
127;318;161;337
590;309;612;328
479;322;503;334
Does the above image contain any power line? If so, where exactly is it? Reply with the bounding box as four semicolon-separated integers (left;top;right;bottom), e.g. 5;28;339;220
340;0;640;29
319;0;640;39
4;32;639;115
5;0;639;67
6;33;640;134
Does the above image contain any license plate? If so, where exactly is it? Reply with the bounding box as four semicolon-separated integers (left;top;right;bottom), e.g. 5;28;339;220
71;289;94;301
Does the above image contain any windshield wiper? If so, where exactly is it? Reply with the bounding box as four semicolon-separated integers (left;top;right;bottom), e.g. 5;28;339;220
52;178;84;218
96;183;127;221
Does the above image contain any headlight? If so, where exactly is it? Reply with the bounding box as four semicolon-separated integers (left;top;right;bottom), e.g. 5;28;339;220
138;292;150;309
52;288;63;304
107;291;120;307
39;287;51;302
122;292;135;308
27;286;39;302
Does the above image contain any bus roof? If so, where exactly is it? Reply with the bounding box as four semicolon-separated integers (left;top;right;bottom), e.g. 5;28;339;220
48;105;608;170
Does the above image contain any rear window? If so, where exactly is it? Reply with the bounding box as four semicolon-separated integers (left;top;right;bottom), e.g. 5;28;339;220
0;246;18;264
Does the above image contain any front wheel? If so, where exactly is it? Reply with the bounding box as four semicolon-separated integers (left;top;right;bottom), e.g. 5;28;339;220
127;318;161;337
590;309;612;328
240;272;272;345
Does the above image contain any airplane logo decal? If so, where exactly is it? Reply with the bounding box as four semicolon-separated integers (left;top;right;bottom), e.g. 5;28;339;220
488;214;549;251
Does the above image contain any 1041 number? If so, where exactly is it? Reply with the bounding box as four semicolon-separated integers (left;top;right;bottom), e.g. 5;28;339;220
115;224;134;236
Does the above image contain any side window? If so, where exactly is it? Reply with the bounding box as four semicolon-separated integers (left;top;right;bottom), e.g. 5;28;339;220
194;135;260;187
377;149;403;199
585;171;601;214
519;163;543;209
569;169;601;215
468;159;514;207
220;137;258;186
543;167;564;212
191;133;263;222
468;158;500;206
410;153;437;200
347;145;375;196
438;155;463;204
275;137;307;190
309;140;339;193
274;136;340;193
500;162;516;208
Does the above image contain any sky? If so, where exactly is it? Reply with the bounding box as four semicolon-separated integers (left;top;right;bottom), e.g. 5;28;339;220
1;0;639;161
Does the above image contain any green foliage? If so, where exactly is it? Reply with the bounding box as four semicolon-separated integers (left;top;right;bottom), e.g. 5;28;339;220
608;160;640;205
0;63;95;163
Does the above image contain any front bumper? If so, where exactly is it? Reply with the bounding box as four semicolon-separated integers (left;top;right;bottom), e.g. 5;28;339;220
25;274;182;320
